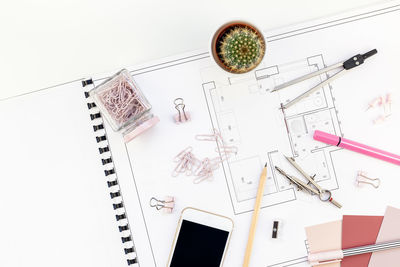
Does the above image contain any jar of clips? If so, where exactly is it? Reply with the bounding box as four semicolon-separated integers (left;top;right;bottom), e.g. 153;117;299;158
90;69;159;142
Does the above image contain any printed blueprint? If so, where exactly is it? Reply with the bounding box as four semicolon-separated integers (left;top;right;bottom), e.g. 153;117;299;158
202;55;341;214
89;2;400;267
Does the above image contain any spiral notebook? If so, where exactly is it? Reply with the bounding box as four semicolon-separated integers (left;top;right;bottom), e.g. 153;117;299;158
0;80;152;266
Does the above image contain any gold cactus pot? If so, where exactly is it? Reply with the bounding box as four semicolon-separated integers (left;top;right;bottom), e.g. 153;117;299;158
210;21;266;74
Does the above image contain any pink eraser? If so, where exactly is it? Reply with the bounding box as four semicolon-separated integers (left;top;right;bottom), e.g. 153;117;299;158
313;130;340;146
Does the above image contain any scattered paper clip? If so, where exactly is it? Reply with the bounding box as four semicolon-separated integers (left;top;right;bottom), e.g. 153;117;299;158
173;130;238;184
356;171;381;188
196;129;238;160
174;146;194;162
216;145;238;157
193;157;221;184
174;98;191;123
172;147;201;177
195;130;223;142
149;196;175;213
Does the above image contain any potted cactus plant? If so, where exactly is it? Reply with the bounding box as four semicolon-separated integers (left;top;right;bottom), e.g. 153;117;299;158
211;21;266;74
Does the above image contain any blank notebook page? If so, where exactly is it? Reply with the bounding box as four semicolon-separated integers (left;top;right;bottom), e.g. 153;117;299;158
0;83;125;267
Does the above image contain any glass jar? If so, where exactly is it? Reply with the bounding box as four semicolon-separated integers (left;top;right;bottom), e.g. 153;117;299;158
90;69;159;142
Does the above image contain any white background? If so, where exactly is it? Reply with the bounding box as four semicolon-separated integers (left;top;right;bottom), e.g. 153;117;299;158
0;0;388;99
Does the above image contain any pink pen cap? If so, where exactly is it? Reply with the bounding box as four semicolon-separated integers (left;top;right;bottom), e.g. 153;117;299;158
313;130;341;146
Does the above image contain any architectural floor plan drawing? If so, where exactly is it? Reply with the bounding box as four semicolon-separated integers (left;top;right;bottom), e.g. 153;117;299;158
202;55;342;214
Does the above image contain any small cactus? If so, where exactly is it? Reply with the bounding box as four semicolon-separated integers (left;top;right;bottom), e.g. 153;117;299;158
217;25;265;73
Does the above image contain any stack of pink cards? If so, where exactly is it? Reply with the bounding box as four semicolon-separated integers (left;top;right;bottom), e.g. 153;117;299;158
305;206;400;267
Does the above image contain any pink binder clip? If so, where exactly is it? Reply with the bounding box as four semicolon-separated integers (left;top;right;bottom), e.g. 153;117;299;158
149;196;175;214
356;171;380;188
173;98;191;123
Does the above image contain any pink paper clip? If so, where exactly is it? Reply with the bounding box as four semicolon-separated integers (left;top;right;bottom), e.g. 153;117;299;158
215;150;231;163
193;158;219;184
195;134;218;142
173;98;191;124
149;196;175;213
196;129;224;142
172;129;239;184
173;146;193;162
172;147;201;177
197;129;237;160
216;145;238;156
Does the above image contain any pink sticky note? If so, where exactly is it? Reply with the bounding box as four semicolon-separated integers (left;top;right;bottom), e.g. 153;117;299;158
305;220;342;267
341;215;383;267
368;206;400;267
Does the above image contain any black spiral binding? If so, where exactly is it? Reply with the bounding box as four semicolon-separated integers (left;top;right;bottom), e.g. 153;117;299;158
83;79;138;266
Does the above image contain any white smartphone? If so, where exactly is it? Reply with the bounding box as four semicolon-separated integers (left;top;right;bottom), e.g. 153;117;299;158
167;207;234;267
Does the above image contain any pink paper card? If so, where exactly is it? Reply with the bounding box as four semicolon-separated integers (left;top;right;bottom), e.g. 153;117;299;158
305;220;342;267
341;215;383;267
368;206;400;267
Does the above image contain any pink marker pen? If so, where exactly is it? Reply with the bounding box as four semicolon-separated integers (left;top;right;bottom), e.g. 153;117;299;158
313;130;400;166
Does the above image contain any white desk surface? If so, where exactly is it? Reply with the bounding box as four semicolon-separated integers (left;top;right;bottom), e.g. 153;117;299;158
0;0;387;99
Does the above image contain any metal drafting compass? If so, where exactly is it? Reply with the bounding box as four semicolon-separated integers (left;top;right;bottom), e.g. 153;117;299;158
275;156;342;208
272;49;378;109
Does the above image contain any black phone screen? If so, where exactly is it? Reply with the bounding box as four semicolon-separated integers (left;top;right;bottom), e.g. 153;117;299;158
170;219;230;267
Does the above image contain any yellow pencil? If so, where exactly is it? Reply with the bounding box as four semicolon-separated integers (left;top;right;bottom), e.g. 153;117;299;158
243;162;268;267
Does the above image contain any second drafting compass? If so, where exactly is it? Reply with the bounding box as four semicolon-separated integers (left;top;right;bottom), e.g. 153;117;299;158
272;49;378;109
275;156;342;208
